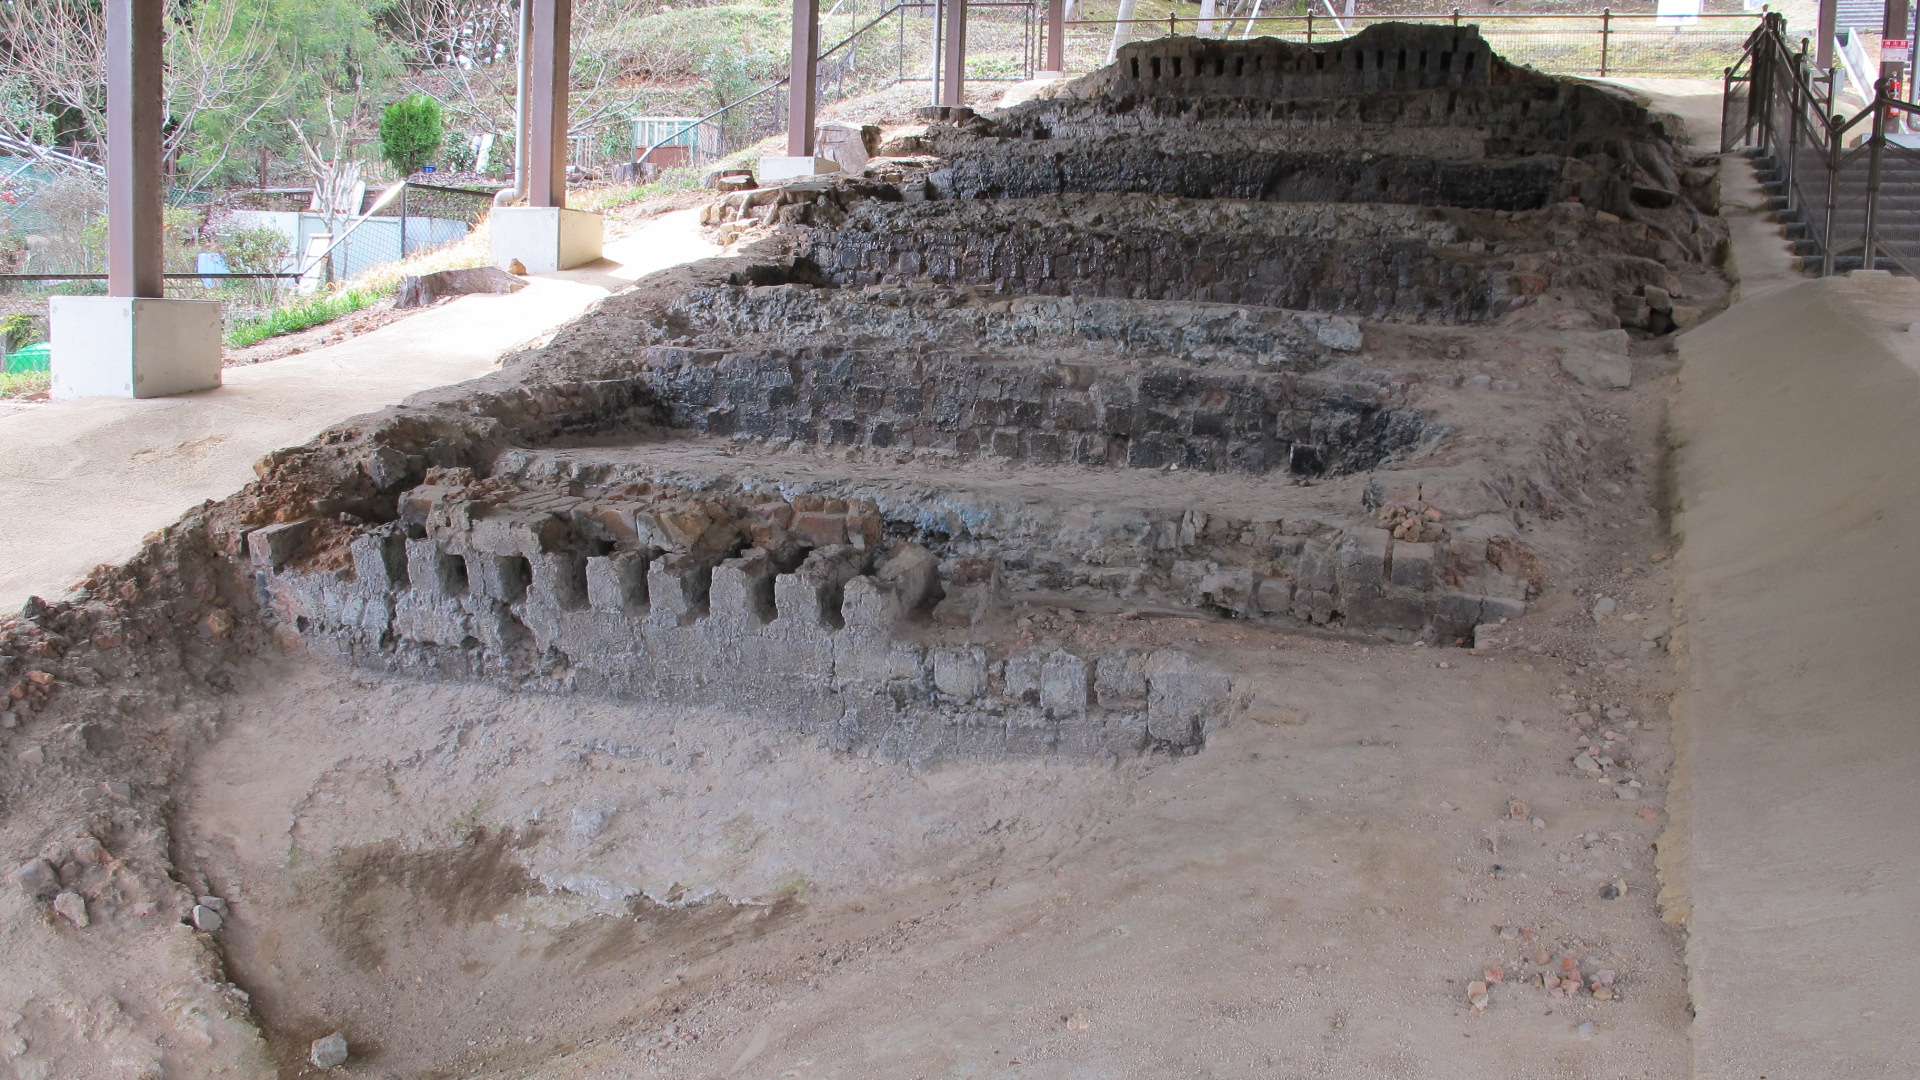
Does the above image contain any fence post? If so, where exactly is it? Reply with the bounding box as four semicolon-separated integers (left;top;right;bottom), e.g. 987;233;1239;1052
1307;7;1314;43
399;184;409;259
1169;12;1177;35
1451;8;1461;27
1865;78;1888;269
1600;9;1610;78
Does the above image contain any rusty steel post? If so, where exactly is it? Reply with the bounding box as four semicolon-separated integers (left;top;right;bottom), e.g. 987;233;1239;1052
1045;0;1064;71
106;0;165;299
788;0;821;156
1599;9;1611;78
942;0;968;107
527;0;572;210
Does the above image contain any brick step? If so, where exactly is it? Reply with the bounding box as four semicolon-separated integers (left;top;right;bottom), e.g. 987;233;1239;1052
472;440;1528;643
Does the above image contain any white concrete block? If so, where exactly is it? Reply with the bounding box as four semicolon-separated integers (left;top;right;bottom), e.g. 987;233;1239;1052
489;207;604;273
49;296;223;400
758;155;842;183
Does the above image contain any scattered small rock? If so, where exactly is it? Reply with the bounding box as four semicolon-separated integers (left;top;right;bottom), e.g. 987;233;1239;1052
501;257;528;276
51;891;88;929
1573;752;1601;774
1591;596;1617;619
1599;880;1624;900
191;904;224;932
1466;979;1490;1012
11;859;58;900
310;1032;349;1069
197;895;227;914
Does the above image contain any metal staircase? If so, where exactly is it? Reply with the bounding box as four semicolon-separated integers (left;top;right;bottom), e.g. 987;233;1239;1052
1726;13;1920;276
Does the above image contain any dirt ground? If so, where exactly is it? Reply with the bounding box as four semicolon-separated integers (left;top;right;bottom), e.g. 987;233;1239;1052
169;544;1685;1080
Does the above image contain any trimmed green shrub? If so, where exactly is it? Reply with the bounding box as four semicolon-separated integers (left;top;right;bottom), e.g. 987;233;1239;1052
379;94;445;177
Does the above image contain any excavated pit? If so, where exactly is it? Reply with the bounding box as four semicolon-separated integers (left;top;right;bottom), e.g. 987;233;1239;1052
0;25;1731;1079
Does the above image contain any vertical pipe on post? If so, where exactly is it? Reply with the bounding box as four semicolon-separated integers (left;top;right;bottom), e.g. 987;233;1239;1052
1600;9;1610;78
931;0;945;106
941;0;968;108
788;0;820;157
106;0;164;299
1865;78;1887;269
527;0;571;210
513;0;532;198
1045;0;1064;71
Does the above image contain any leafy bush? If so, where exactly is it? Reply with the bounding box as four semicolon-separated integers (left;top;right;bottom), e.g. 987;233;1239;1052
597;124;633;166
485;133;514;179
379;94;445;177
444;134;477;173
1;313;42;353
218;225;290;275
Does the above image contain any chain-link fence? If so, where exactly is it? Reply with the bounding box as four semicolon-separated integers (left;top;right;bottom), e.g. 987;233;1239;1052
1062;8;1761;79
0;176;498;351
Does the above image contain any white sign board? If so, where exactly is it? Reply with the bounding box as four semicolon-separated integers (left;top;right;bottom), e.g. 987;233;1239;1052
1886;38;1912;64
1657;0;1702;26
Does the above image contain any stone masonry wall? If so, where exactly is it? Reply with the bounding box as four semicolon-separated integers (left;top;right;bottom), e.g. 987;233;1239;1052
1081;26;1495;101
634;342;1431;475
802;200;1506;323
245;501;1238;764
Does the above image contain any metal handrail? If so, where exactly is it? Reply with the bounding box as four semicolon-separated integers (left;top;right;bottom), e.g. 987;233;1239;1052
1728;11;1920;276
635;0;918;170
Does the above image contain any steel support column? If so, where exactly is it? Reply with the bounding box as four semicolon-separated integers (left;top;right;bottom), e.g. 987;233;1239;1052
942;0;969;108
1045;0;1065;72
788;0;821;157
1882;0;1911;96
1816;0;1837;68
527;0;572;210
106;0;164;299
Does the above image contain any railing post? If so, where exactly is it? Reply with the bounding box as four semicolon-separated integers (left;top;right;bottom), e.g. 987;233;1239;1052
1722;65;1734;151
1865;78;1888;269
1600;9;1611;78
1307;7;1314;43
1823;112;1840;275
399;183;409;257
1169;11;1177;35
1785;46;1802;212
1452;8;1461;27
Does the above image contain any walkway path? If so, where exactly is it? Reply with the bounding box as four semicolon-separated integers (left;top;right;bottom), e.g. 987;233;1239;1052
0;209;716;612
1669;154;1920;1077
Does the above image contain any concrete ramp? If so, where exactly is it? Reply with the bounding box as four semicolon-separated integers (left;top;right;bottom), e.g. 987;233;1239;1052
1674;270;1920;1079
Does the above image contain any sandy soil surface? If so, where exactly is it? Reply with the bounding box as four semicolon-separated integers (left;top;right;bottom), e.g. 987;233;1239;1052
166;569;1686;1079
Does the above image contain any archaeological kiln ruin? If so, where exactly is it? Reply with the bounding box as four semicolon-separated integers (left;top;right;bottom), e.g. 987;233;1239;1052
0;24;1729;1075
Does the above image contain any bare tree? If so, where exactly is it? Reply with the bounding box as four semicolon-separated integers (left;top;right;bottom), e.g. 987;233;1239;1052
287;99;366;222
0;0;292;197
